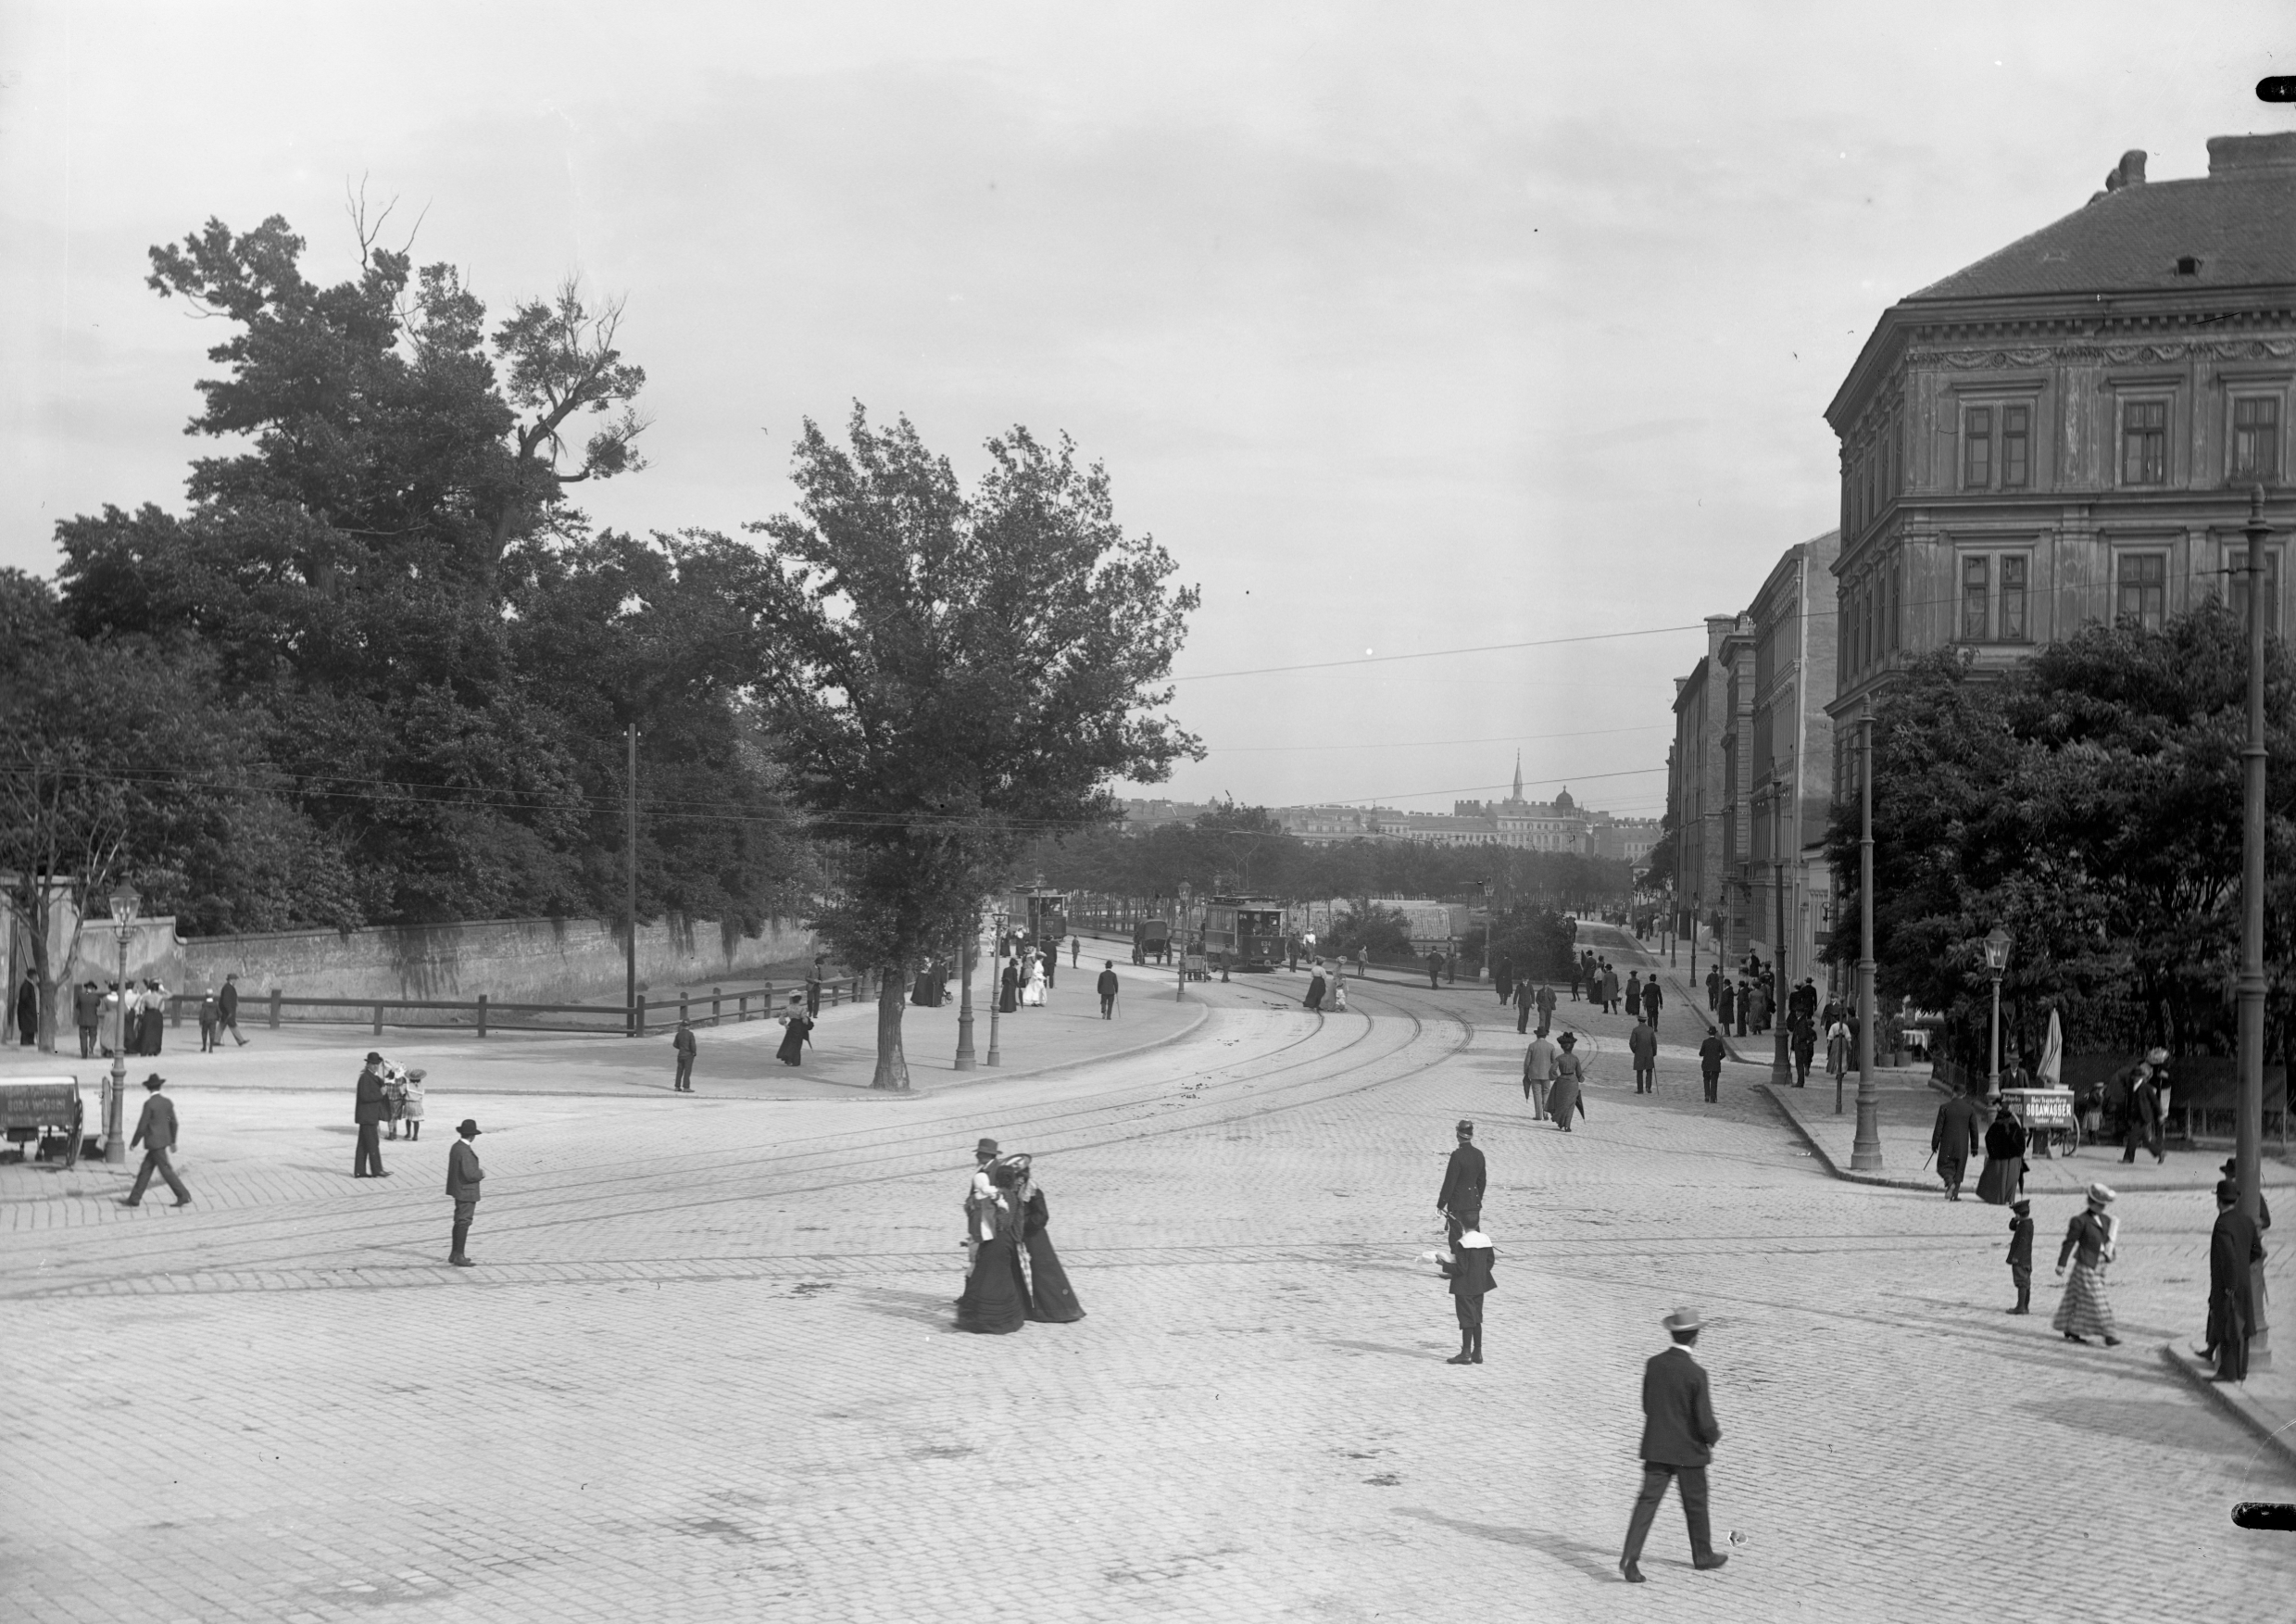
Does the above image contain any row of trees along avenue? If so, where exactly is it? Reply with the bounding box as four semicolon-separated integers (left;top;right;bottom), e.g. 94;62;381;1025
0;204;1201;1085
1826;604;2296;1071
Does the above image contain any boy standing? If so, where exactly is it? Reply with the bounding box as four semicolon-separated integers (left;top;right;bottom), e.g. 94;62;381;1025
2006;1198;2035;1314
1434;1226;1496;1366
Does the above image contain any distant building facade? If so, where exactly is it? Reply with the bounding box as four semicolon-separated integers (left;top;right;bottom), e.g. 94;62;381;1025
1826;132;2296;787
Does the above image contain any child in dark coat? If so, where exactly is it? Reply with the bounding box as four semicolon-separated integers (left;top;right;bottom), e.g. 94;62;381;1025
2007;1198;2036;1315
1429;1227;1497;1366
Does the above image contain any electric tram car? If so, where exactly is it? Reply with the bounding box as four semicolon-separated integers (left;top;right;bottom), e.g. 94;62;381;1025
1198;896;1286;972
999;886;1069;951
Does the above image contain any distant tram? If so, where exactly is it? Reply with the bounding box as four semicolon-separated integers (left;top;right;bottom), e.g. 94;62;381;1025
1199;895;1286;972
1000;886;1069;949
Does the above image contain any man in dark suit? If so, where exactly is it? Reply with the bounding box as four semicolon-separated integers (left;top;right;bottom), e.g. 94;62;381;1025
1436;1120;1486;1243
354;1051;391;1177
217;972;248;1047
1620;1306;1727;1583
2197;1178;2265;1382
446;1118;484;1266
1629;1018;1659;1094
1641;977;1662;1026
119;1074;191;1207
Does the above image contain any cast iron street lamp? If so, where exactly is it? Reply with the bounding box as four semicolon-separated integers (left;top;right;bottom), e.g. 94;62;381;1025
1851;704;1884;1170
2238;488;2274;1366
1982;925;2012;1099
1771;786;1792;1089
106;883;139;1165
985;910;1007;1067
1480;878;1494;982
1175;883;1192;1001
954;905;978;1071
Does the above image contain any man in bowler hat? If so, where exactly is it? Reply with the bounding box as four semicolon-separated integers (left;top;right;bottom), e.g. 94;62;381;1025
119;1074;191;1207
1437;1119;1486;1244
446;1119;483;1266
1620;1306;1727;1582
353;1052;391;1177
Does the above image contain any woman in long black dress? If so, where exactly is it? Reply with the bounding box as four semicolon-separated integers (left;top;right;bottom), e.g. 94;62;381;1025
1010;1155;1085;1323
956;1163;1031;1333
774;998;814;1066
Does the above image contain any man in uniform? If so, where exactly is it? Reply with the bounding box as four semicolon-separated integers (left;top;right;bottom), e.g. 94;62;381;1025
354;1051;391;1177
1619;1306;1727;1583
1437;1119;1486;1244
119;1073;191;1207
446;1118;483;1266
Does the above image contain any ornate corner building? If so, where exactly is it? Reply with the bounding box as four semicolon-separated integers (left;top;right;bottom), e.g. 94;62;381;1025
1824;132;2296;782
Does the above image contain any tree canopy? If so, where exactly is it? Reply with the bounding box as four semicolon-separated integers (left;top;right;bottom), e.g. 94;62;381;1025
746;408;1201;1088
1829;606;2296;1063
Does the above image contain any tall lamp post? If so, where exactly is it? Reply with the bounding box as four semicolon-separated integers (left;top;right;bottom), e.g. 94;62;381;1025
2237;487;2273;1367
1480;878;1495;982
1851;702;1884;1170
1982;925;2012;1100
985;910;1007;1067
1771;786;1793;1089
105;883;139;1164
954;905;979;1071
1175;883;1192;1001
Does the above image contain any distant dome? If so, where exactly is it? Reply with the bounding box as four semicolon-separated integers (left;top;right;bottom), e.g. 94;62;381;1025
1553;787;1575;812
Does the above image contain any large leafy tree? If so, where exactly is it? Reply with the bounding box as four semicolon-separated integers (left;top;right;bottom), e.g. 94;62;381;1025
48;207;802;933
748;409;1201;1089
1831;608;2296;1061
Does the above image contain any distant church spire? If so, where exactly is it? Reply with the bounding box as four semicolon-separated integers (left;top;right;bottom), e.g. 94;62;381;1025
1512;751;1523;803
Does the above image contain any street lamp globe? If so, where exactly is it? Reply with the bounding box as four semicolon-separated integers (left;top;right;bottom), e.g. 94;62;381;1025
1983;925;2012;975
109;884;140;931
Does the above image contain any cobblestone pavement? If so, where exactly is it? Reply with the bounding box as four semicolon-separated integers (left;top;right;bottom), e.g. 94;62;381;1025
4;925;2290;1623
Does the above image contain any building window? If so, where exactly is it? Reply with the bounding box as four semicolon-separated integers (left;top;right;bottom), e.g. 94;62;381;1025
2000;555;2028;642
2228;547;2282;639
2115;551;2167;630
2122;399;2168;485
1962;555;1989;641
2232;397;2281;484
2002;405;2030;488
1964;406;1993;488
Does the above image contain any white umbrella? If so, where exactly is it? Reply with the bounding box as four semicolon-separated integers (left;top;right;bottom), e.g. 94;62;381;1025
2038;1008;2064;1088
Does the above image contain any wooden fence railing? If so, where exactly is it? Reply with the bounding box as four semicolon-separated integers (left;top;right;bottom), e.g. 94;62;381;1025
147;976;872;1039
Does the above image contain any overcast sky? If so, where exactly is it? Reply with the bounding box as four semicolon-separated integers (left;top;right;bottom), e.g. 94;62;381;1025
3;4;2288;818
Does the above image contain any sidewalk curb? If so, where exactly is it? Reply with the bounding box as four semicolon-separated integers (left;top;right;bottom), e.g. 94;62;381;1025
2158;1341;2296;1474
1757;1082;1938;1191
960;995;1213;1090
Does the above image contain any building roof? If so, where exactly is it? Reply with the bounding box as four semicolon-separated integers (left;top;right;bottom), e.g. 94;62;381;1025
1907;135;2296;305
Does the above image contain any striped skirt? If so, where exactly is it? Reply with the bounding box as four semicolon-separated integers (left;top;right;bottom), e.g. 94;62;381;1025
2053;1262;2117;1340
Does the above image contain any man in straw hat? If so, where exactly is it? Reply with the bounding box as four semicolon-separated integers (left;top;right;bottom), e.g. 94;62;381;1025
1619;1306;1727;1583
446;1119;483;1266
2052;1182;2122;1346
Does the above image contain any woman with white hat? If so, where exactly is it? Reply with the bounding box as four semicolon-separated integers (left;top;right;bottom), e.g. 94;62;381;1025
2052;1182;2123;1346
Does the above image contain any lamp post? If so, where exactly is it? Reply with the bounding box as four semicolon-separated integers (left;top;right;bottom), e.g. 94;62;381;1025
1481;878;1494;982
1175;883;1192;1001
954;905;978;1071
1770;786;1793;1089
1851;703;1884;1169
2238;487;2273;1367
106;883;139;1165
985;910;1007;1067
1982;925;2012;1100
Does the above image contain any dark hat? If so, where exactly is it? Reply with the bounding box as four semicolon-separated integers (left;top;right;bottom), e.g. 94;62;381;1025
142;1073;165;1089
2217;1179;2240;1203
364;1051;384;1064
2010;1198;2031;1213
975;1137;999;1156
1558;1031;1577;1048
2222;1158;2241;1177
1456;1119;1474;1137
458;1119;482;1137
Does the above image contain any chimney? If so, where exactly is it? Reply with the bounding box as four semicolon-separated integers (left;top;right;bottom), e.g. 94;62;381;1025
2103;149;2147;192
2209;132;2296;174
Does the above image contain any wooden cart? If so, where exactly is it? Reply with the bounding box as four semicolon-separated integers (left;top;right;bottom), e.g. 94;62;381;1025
2000;1086;2076;1158
0;1077;85;1168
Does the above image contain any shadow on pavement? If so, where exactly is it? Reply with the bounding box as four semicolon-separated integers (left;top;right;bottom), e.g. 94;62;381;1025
1396;1507;1620;1581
